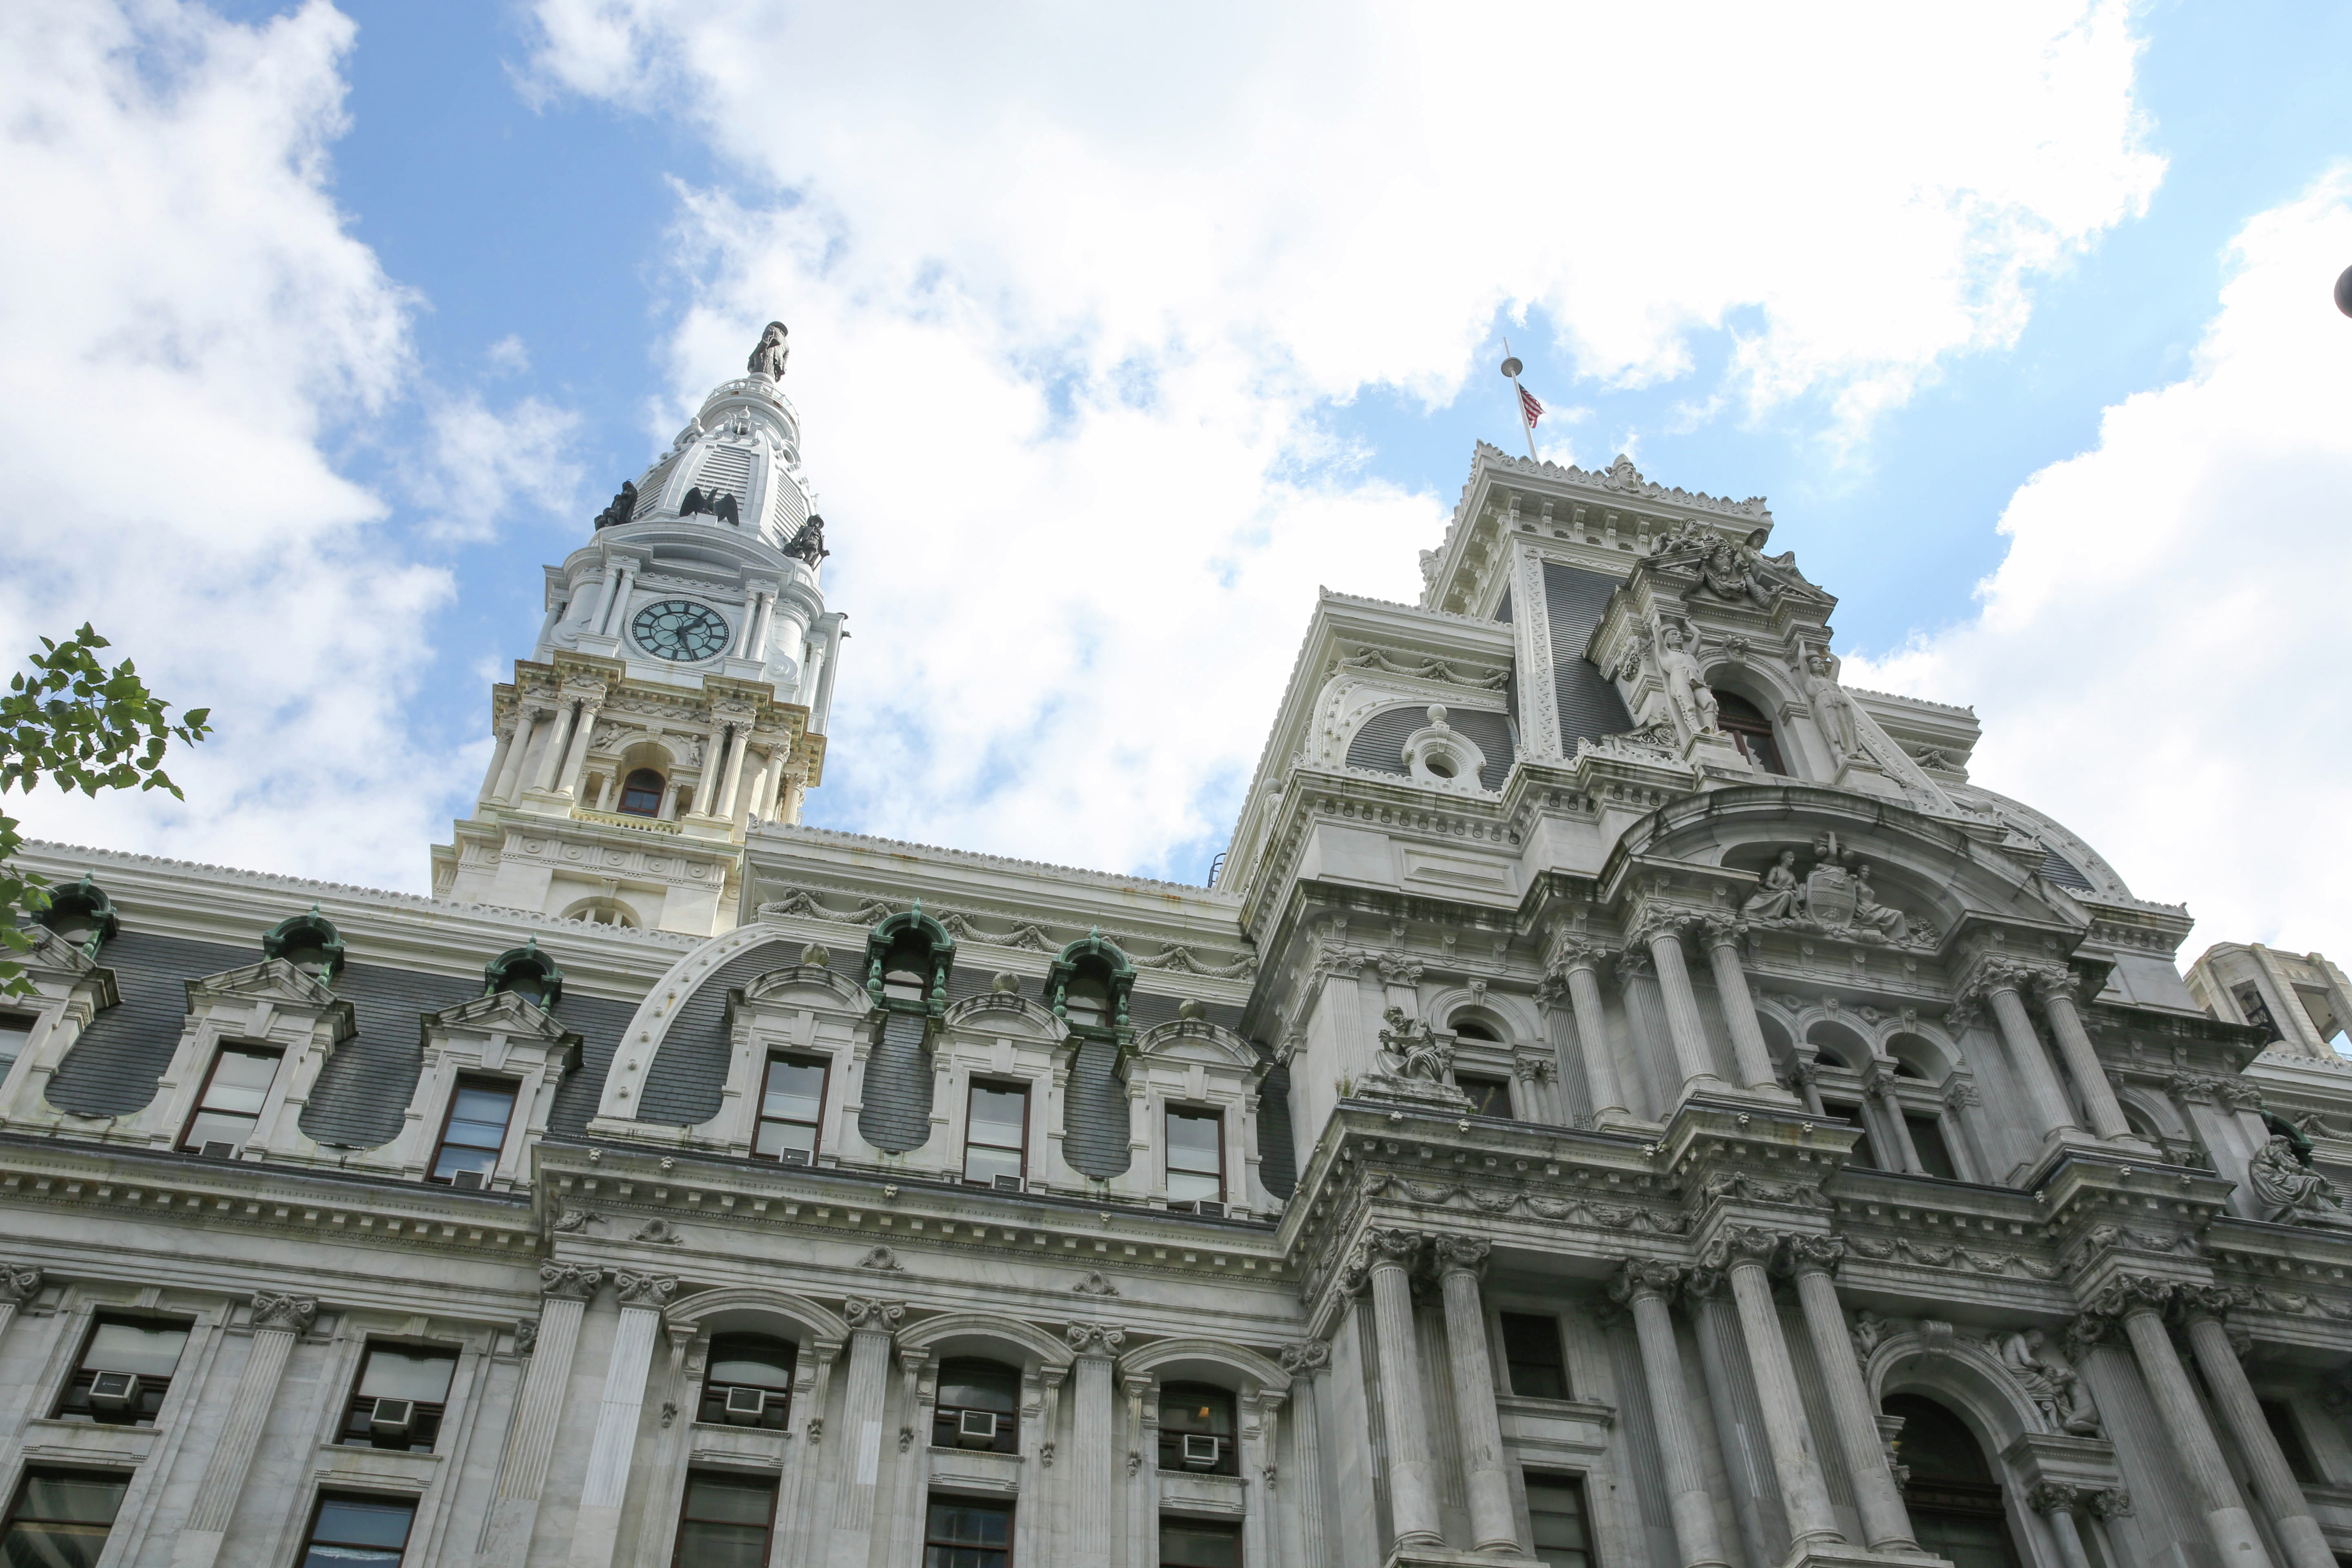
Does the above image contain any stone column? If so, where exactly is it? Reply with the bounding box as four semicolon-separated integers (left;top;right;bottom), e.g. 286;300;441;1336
1701;920;1783;1092
751;592;778;659
1864;1067;1924;1174
627;1325;700;1568
530;701;578;794
1608;1261;1730;1568
1714;1228;1842;1550
1279;1341;1331;1568
2100;1277;2273;1566
2026;1484;2099;1568
716;725;752;820
1123;1373;1158;1568
492;709;539;803
1785;1237;1918;1551
884;1346;933;1568
570;1272;677;1568
1067;1324;1126;1564
1549;944;1630;1124
693;723;729;813
597;563;634;636
829;1297;903;1562
170;1291;316;1568
782;1339;843;1567
1973;960;2082;1138
556;696;605;799
477;721;517;808
2180;1290;2333;1568
1362;1230;1443;1548
480;1263;604;1567
0;1265;41;1347
1432;1237;1517;1552
1645;919;1723;1097
2032;973;2142;1145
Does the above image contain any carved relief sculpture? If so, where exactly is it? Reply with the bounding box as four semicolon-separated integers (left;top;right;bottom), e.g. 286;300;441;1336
2247;1135;2352;1227
1996;1328;2102;1436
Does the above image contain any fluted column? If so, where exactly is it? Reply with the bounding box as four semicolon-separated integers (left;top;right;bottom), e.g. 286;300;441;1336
1608;1261;1730;1568
570;1272;676;1568
693;723;729;813
782;1339;843;1567
626;1325;699;1568
2099;1277;2273;1566
1123;1373;1158;1568
1549;943;1630;1124
1362;1230;1442;1547
1067;1324;1126;1563
170;1292;315;1568
481;1262;604;1567
1713;1228;1841;1549
1433;1237;1517;1551
1785;1237;1918;1550
1644;920;1722;1097
2033;973;2142;1145
885;1346;933;1568
1700;920;1783;1092
556;695;605;799
0;1265;41;1348
530;701;578;794
491;708;538;804
596;562;634;635
829;1297;902;1562
714;724;752;819
477;720;517;808
1973;960;2082;1137
1865;1067;1924;1174
2180;1290;2332;1568
1279;1341;1331;1568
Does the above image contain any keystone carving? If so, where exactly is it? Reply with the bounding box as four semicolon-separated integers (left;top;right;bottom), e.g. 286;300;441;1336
615;1272;679;1309
1278;1340;1330;1376
250;1293;317;1333
0;1265;42;1304
539;1262;605;1301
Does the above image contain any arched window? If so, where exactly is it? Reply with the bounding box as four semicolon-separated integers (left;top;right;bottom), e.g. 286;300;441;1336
1159;1382;1239;1475
1715;691;1786;775
700;1333;794;1429
1062;967;1112;1029
1884;1394;2023;1565
1452;1018;1500;1042
484;939;562;1007
618;768;664;817
564;899;638;929
932;1358;1021;1453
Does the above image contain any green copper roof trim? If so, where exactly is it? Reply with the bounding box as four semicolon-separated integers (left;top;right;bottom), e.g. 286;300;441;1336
484;936;564;1007
1047;927;1135;1040
31;872;119;962
864;898;955;1018
261;903;347;983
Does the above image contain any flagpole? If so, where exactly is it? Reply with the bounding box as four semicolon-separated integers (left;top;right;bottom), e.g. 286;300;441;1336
1500;339;1539;462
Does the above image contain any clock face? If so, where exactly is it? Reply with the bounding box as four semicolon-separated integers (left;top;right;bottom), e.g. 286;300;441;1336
631;599;731;662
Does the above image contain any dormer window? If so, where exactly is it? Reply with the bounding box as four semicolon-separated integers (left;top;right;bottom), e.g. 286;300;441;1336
262;906;345;983
33;874;117;956
881;955;928;1003
618;768;664;817
430;1078;517;1185
865;907;954;1013
1062;969;1111;1029
180;1044;282;1156
1715;691;1786;774
484;939;562;1008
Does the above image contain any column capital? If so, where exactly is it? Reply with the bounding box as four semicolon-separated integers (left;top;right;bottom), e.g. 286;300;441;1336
539;1261;605;1301
842;1296;906;1334
1697;912;1744;949
2084;1273;2176;1319
1861;1061;1903;1100
2176;1283;2241;1325
1953;953;2043;1009
615;1271;679;1310
1375;954;1424;987
1065;1322;1126;1359
2086;1486;2135;1519
1613;949;1653;984
1277;1339;1330;1376
249;1292;317;1333
1543;934;1613;979
2026;1480;2086;1515
1606;1258;1682;1305
0;1264;43;1304
1787;1234;1847;1276
1364;1227;1424;1270
1683;1264;1728;1301
1709;1225;1786;1267
1632;909;1699;951
1431;1235;1491;1278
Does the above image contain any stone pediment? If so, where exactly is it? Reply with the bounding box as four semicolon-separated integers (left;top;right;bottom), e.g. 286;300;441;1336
15;928;119;1005
420;990;579;1057
736;963;869;1013
183;959;355;1037
942;989;1067;1040
1131;1017;1262;1072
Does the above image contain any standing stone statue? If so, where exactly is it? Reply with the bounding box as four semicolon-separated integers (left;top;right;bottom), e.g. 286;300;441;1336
1804;651;1860;759
1657;625;1720;735
748;321;789;381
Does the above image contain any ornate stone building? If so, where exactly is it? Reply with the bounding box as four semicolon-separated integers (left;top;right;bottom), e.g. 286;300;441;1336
1;340;2349;1568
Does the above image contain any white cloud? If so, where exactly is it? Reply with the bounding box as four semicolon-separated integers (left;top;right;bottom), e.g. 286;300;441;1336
526;0;2170;877
0;0;470;884
486;332;531;374
412;392;584;543
1844;168;2352;962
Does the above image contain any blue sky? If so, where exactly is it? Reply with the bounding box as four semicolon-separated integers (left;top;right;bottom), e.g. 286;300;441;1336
5;0;2350;960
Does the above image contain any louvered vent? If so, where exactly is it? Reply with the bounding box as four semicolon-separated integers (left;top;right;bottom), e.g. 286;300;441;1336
633;455;678;515
695;445;755;503
768;471;809;540
2038;849;2093;891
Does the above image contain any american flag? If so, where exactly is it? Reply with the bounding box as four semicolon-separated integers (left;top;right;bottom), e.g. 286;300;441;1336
1518;385;1544;427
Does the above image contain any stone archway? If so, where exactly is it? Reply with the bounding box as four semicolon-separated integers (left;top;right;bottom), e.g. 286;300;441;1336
1886;1391;2027;1567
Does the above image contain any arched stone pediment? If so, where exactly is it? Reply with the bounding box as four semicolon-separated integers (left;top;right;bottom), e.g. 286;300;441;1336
1116;1336;1288;1391
895;1311;1074;1370
941;990;1068;1041
665;1285;849;1345
1131;1018;1260;1070
740;963;871;1012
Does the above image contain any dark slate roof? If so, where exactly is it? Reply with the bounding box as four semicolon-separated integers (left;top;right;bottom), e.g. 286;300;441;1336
302;964;487;1148
1542;561;1635;745
860;1010;933;1153
1345;705;1516;792
44;930;246;1118
634;935;825;1126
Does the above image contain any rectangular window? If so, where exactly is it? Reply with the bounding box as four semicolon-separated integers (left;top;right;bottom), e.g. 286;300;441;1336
1906;1113;1959;1180
3;1468;127;1566
1823;1101;1876;1169
963;1081;1029;1187
0;1012;35;1081
1165;1105;1224;1204
1525;1472;1593;1568
55;1315;190;1425
672;1471;777;1567
2262;1398;2321;1484
430;1077;518;1184
1500;1312;1569;1400
1457;1074;1513;1119
924;1496;1012;1568
755;1054;828;1163
179;1043;282;1154
299;1494;416;1568
341;1343;459;1451
1161;1516;1243;1567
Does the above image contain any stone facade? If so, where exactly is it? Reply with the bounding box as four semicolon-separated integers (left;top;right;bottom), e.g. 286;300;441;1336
2;372;2350;1568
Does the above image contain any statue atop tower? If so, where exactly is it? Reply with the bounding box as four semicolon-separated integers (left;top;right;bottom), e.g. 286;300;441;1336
748;320;789;381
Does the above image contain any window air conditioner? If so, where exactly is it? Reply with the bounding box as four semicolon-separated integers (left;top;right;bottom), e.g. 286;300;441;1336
777;1148;811;1167
87;1372;142;1411
991;1174;1024;1193
1169;1199;1224;1217
199;1141;237;1160
722;1387;768;1425
1181;1434;1220;1469
369;1398;416;1437
452;1169;485;1191
956;1410;998;1447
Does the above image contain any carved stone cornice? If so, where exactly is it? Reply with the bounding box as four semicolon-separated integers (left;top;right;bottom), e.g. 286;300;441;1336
1277;1340;1330;1376
249;1292;317;1333
843;1297;906;1334
615;1271;679;1309
0;1265;42;1305
1431;1236;1490;1277
1065;1322;1126;1359
540;1261;605;1301
1607;1258;1682;1304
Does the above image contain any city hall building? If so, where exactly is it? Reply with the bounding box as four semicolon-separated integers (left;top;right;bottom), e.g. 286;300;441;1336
3;335;2351;1568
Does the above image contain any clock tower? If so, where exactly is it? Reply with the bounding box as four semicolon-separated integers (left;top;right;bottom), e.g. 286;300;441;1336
430;324;841;936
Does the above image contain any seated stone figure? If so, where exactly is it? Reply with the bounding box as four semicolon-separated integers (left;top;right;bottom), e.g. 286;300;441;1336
1743;850;1803;923
2248;1135;2352;1226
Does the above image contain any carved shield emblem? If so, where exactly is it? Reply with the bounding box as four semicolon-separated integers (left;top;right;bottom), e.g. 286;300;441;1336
1804;865;1856;928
